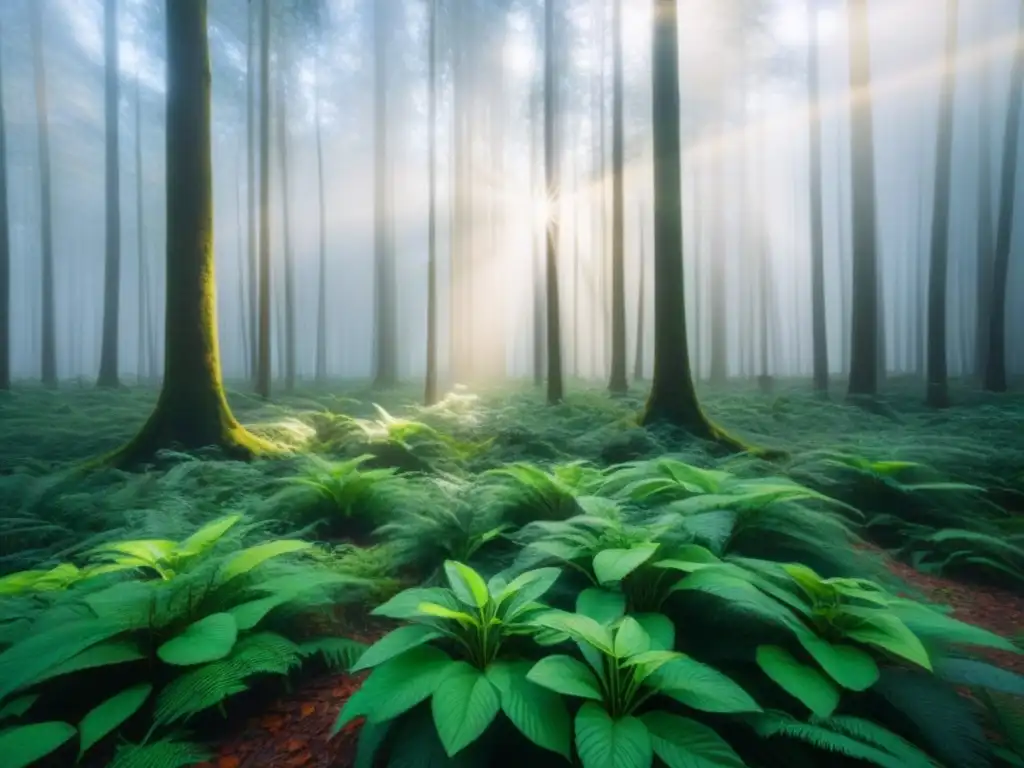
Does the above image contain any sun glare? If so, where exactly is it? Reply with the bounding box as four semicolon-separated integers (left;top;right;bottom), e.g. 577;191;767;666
773;3;839;48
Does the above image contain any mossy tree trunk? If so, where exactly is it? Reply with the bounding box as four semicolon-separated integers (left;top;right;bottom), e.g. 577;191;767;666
30;1;57;388
984;0;1024;393
98;0;122;389
107;0;273;467
544;0;564;405
807;0;828;394
0;22;8;391
925;0;959;408
846;0;880;398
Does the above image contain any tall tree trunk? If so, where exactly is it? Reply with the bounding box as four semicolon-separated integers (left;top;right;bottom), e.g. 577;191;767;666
846;0;880;397
98;0;122;387
108;0;272;467
984;1;1024;393
30;1;57;388
135;71;156;382
544;0;564;404
633;201;645;382
607;0;627;394
975;45;994;379
0;23;8;391
708;132;728;385
926;0;959;407
247;1;258;382
255;0;271;399
572;138;581;378
531;77;545;386
276;51;296;392
808;0;828;393
235;148;247;379
425;0;439;405
314;51;327;383
373;0;397;389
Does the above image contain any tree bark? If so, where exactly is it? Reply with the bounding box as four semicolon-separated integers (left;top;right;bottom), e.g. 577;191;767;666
425;0;439;405
607;0;627;394
247;1;258;382
314;49;327;383
255;0;272;399
0;22;8;390
276;48;296;392
633;201;645;382
808;0;828;393
544;0;564;404
106;0;273;467
975;47;994;379
98;0;121;388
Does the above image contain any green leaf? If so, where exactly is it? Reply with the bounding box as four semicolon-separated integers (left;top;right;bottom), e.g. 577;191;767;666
371;586;456;620
495;567;562;610
431;662;500;756
354;719;392;768
633;614;675;651
78;684;152;757
107;738;211;768
157;613;239;666
652;656;762;713
532;611;615;654
226;593;294;632
575;702;652;768
844;614;932;670
417;602;481;626
0;694;38;722
0;721;77;768
593;544;659;586
756;645;840;718
175;515;242;559
794;629;880;691
219;540;312;582
614;617;651;658
577;588;627;625
352;625;443;672
444;561;490;608
640;711;747;768
527;655;605;701
486;660;572;759
334;645;452;731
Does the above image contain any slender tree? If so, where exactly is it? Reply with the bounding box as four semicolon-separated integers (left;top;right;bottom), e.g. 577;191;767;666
276;45;296;392
314;41;328;383
107;0;273;466
641;0;742;453
30;0;56;388
925;0;959;408
0;20;8;391
98;0;122;388
975;23;994;379
255;0;272;398
633;202;645;383
607;0;627;394
247;0;258;381
807;0;828;393
984;0;1024;393
134;70;156;382
425;0;439;405
846;0;880;397
531;75;545;387
544;0;564;404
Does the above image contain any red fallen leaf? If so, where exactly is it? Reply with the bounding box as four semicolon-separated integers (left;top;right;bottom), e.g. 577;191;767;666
217;757;241;768
300;703;317;718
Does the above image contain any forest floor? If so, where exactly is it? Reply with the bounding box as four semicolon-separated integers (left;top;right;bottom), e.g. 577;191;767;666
1;375;1022;767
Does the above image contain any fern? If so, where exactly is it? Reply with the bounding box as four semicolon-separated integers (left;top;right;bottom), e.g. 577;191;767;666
107;738;212;768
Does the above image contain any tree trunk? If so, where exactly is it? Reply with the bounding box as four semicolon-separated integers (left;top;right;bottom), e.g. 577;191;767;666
30;1;57;388
975;47;994;379
98;0;121;388
255;0;271;399
0;23;8;391
926;0;958;408
106;0;273;467
235;147;247;379
544;0;564;404
425;0;439;405
607;0;627;394
373;0;397;389
530;77;545;387
641;0;742;452
846;0;880;397
246;1;258;383
808;0;828;393
633;201;645;382
984;1;1024;393
276;50;296;392
314;46;327;382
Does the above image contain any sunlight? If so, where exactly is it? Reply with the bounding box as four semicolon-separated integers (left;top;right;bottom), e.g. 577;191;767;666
773;2;839;47
505;32;536;78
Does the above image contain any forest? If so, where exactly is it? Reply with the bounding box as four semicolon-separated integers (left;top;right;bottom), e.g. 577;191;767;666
0;0;1022;766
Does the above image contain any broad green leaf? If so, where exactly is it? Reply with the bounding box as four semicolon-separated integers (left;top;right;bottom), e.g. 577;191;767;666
90;539;176;567
445;561;490;608
417;602;481;626
531;611;614;654
29;640;145;689
633;613;675;651
337;645;452;728
219;540;312;582
794;629;879;691
175;515;242;558
527;655;604;701
494;567;562;610
622;650;685;683
431;662;500;756
486;660;572;759
352;625;443;672
652;656;762;713
372;586;457;620
0;694;38;722
157;613;238;666
577;588;627;625
756;645;839;718
575;702;652;768
888;600;1021;653
593;544;659;586
654;544;723;574
614;617;651;658
78;684;152;757
782;563;834;602
844;614;932;670
227;594;294;632
354;719;392;768
0;721;77;768
640;711;747;768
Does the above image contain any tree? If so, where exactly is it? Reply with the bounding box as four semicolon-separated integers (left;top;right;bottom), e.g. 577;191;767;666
975;39;994;379
633;202;645;383
106;0;274;467
314;37;328;383
925;0;959;408
30;0;57;388
544;0;564;404
424;0;439;405
98;0;122;388
607;0;627;394
0;20;8;391
255;0;272;399
984;0;1024;393
846;0;880;397
641;0;743;453
276;41;296;392
134;69;155;382
807;0;828;394
247;0;258;381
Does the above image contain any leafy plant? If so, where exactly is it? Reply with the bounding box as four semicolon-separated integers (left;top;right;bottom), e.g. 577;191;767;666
285;454;401;535
485;461;603;527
